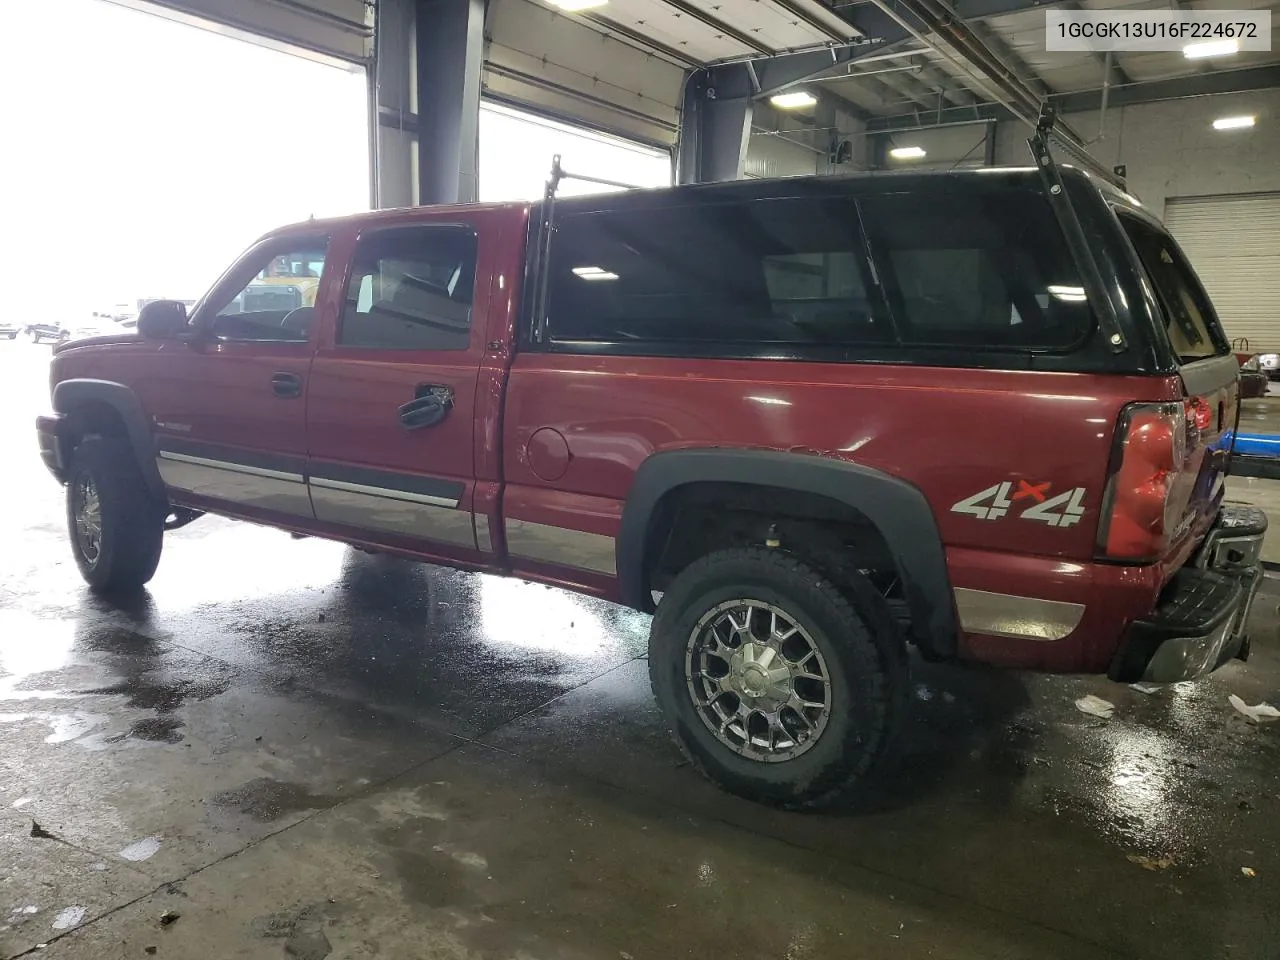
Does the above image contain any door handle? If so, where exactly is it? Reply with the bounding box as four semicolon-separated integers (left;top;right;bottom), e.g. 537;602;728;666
271;372;303;399
398;385;454;430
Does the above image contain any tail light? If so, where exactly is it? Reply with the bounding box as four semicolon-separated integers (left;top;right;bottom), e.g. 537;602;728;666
1098;402;1187;561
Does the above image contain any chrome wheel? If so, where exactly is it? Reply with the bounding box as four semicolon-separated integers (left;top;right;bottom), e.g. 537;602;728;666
73;474;103;565
685;599;832;763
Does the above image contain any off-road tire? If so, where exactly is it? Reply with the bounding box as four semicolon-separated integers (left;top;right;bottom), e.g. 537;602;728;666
66;438;165;592
648;547;907;809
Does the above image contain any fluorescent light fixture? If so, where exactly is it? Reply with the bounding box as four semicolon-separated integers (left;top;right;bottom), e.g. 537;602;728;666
1048;284;1088;302
1183;38;1238;59
572;265;619;281
888;145;927;160
769;91;817;110
1213;114;1256;130
548;0;608;10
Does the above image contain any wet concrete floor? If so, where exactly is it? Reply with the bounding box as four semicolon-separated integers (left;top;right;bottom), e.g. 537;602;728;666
2;339;1280;959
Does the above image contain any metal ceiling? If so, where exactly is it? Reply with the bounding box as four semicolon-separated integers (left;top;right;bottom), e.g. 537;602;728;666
546;0;1280;131
108;0;1280;149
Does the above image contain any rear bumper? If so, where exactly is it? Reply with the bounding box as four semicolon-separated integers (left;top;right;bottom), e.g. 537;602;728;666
36;413;68;483
1108;503;1266;683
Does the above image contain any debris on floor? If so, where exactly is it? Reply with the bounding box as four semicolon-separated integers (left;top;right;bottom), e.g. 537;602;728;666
51;906;86;931
1130;683;1163;695
29;821;57;840
1127;854;1175;871
159;910;181;927
1075;695;1116;719
119;836;162;862
1228;694;1280;724
1241;866;1257;878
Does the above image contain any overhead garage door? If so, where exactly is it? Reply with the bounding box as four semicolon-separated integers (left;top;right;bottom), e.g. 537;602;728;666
1165;193;1280;353
105;0;370;63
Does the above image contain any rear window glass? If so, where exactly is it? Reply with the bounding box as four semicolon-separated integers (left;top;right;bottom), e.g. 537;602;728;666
545;197;889;348
1119;213;1226;362
859;190;1091;350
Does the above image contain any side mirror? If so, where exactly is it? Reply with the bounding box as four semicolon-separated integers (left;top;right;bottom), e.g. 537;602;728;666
136;300;189;339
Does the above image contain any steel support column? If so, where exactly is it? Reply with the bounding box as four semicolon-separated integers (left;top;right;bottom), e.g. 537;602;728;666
372;0;415;208
676;71;753;184
415;0;486;205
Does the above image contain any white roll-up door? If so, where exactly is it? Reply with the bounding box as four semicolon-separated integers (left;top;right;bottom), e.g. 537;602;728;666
105;0;371;64
1165;193;1280;353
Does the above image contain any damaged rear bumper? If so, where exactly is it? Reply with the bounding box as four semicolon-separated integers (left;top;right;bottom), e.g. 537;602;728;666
1109;503;1266;684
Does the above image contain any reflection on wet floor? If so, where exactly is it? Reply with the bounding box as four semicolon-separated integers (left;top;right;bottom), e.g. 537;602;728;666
1;342;1279;959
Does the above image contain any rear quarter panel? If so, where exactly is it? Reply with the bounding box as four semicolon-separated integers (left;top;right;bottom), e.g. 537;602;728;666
503;354;1181;558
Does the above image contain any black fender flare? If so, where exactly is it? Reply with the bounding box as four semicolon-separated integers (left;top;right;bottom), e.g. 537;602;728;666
53;379;166;499
617;448;957;657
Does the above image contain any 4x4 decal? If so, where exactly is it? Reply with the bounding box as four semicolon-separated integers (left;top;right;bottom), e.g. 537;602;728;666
951;482;1087;528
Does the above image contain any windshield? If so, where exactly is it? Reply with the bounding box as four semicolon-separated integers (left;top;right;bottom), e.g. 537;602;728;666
1119;213;1228;363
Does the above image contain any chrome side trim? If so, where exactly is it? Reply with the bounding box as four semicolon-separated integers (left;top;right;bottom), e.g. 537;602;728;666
475;515;494;553
158;450;303;483
155;457;313;516
953;588;1085;642
505;519;616;576
308;476;459;509
311;486;475;548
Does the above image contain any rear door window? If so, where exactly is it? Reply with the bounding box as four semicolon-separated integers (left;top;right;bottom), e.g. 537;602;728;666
1119;213;1227;362
860;190;1092;350
339;226;477;351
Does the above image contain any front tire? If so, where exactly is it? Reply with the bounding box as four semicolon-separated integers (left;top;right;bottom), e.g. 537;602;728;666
66;438;165;592
649;548;906;809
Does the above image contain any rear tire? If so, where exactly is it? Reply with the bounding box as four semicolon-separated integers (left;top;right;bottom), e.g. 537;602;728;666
66;438;165;592
648;547;907;809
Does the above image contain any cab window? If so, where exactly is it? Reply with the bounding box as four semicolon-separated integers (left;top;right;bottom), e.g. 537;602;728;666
211;241;328;342
338;226;477;351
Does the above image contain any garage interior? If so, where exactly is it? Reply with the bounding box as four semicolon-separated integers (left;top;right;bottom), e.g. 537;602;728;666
4;0;1280;957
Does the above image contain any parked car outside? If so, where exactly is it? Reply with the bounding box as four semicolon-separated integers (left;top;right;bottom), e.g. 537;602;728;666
24;323;66;344
1236;353;1268;399
0;321;20;340
63;315;121;344
36;164;1264;809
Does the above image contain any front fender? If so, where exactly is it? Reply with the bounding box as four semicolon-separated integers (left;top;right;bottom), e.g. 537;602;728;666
617;448;957;657
52;379;165;499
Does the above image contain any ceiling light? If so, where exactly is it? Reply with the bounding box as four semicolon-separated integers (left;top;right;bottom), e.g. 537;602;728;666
1183;38;1239;59
572;265;619;281
889;146;927;160
769;91;817;110
548;0;607;10
1213;114;1256;130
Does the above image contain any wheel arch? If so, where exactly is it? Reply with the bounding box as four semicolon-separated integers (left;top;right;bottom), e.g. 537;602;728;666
618;448;958;658
53;379;165;499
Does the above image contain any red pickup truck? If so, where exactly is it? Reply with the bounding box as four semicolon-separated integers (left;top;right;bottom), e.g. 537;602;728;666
36;163;1265;808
